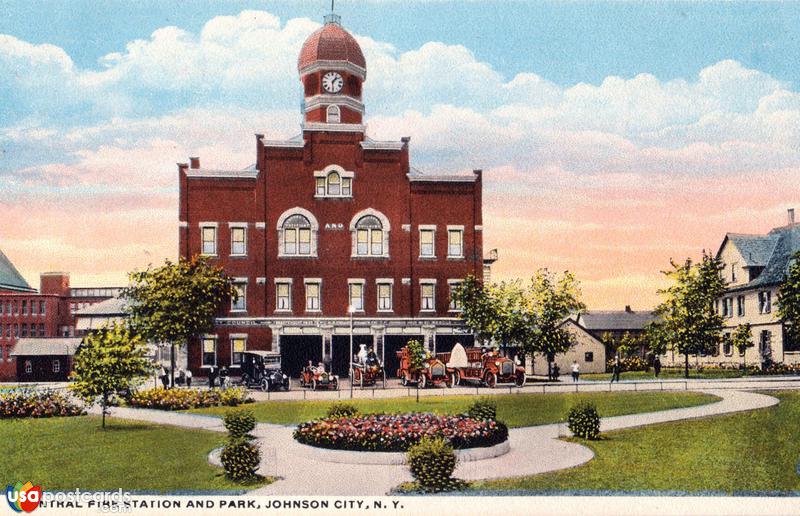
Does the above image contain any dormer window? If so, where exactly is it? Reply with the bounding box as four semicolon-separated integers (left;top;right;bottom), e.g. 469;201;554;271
327;105;341;124
314;165;354;198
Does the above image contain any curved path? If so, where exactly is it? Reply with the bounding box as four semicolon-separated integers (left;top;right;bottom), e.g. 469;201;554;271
98;389;779;495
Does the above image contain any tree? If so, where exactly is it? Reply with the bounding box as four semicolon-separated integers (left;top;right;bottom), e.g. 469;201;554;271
653;252;728;378
70;322;152;428
778;250;800;353
524;269;586;378
643;321;669;358
731;323;754;368
122;257;236;387
452;275;501;346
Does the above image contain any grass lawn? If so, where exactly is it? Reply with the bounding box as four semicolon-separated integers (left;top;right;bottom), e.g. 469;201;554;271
581;368;749;381
188;391;718;427
470;390;800;494
0;415;269;493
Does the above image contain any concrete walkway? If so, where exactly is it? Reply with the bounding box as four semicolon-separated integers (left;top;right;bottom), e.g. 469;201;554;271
98;389;779;495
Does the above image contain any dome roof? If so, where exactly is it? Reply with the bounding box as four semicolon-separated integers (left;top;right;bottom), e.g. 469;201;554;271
298;17;366;72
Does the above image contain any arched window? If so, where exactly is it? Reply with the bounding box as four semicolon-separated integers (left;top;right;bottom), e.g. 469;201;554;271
327;105;341;124
277;208;319;257
314;165;353;198
350;209;390;258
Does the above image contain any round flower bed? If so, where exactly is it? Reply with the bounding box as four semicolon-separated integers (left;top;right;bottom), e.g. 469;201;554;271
293;413;508;452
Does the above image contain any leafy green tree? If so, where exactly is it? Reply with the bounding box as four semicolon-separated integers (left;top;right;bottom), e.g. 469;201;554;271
524;269;586;378
731;323;754;368
654;252;728;378
70;322;153;428
490;279;536;350
452;275;501;346
643;321;669;357
122;257;236;387
778;250;800;352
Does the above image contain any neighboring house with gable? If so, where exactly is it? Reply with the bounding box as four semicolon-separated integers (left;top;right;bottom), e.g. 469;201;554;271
667;209;800;367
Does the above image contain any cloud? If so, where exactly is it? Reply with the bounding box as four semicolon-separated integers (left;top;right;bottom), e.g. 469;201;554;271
2;9;799;309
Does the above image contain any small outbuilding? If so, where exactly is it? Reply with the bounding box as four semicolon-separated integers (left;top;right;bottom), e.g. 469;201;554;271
10;337;82;382
532;318;607;376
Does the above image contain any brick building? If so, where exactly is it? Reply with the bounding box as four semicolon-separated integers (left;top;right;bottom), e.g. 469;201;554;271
178;14;490;378
0;250;120;381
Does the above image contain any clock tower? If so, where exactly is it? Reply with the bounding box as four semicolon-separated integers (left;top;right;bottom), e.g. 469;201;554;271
298;13;366;129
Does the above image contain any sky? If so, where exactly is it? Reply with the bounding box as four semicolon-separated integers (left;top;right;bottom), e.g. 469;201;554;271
1;1;799;309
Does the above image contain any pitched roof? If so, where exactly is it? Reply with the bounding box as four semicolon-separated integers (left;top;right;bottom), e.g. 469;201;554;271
10;338;81;356
575;310;658;331
0;249;34;292
722;233;779;267
744;224;800;289
74;297;129;316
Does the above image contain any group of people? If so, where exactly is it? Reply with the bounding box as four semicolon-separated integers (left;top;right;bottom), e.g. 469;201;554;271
158;366;193;388
549;354;663;383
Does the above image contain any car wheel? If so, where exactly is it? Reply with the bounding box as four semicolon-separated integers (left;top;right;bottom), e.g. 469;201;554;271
484;372;497;388
333;377;339;391
445;373;453;388
453;371;461;386
284;379;291;391
261;379;269;392
419;374;428;389
381;370;386;389
401;375;408;387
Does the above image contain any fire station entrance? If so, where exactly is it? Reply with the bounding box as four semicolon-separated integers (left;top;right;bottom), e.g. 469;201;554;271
433;334;475;355
280;335;323;378
331;335;373;378
383;335;424;378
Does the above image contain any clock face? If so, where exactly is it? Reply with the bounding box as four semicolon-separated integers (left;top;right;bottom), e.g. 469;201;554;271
322;72;344;93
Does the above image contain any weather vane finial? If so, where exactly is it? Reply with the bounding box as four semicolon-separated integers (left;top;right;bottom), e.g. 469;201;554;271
324;0;341;25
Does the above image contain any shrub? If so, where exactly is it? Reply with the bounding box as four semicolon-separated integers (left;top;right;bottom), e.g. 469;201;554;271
406;437;463;493
467;397;497;421
606;356;648;372
223;409;256;439
126;387;251;410
326;402;359;419
294;413;508;452
220;438;261;482
0;390;85;419
567;403;601;440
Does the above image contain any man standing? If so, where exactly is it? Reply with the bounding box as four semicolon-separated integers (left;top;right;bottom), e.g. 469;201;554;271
653;356;662;378
571;360;580;382
610;354;621;383
208;364;218;388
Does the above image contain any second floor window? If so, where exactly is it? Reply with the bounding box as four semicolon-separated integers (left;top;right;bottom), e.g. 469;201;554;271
420;229;435;257
276;282;291;311
316;168;352;198
349;282;364;312
201;225;217;255
737;295;745;317
306;282;321;312
758;291;772;314
282;215;313;256
722;297;733;318
421;283;435;311
378;283;392;311
449;281;463;310
231;282;247;312
21;300;27;316
40;301;45;315
231;226;247;256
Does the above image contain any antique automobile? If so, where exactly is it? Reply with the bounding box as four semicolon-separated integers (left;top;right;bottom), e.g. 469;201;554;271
351;354;386;388
438;343;526;388
395;346;455;388
299;363;339;391
239;351;291;391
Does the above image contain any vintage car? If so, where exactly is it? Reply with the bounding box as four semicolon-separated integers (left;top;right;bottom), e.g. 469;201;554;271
395;346;455;388
299;364;339;391
351;355;386;388
239;351;290;391
438;343;526;388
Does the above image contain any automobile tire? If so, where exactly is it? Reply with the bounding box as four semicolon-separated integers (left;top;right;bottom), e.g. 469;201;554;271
284;379;291;391
261;379;269;392
401;375;408;387
419;374;427;389
333;378;339;391
381;370;386;389
485;372;497;388
515;371;526;387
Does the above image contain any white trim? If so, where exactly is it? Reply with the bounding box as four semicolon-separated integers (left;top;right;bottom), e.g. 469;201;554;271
228;222;248;228
349;208;391;231
274;277;294;284
277;207;319;258
261;138;305;149
299;60;366;80
418;226;436;259
275;281;292;313
313;165;355;179
407;173;478;183
185;169;259;179
302;122;365;133
419;278;437;284
360;140;404;151
229;224;248;257
447;279;464;285
199;222;219;228
446;225;465;231
348;278;366;285
255;222;267;230
256;277;266;285
447;227;464;259
474;225;483;231
232;277;249;283
305;94;365;114
276;208;320;231
401;278;411;285
230;334;247;367
304;278;323;284
179;221;188;228
199;223;218;257
229;333;249;339
401;224;411;232
376;278;395;284
376;281;393;313
418;224;437;230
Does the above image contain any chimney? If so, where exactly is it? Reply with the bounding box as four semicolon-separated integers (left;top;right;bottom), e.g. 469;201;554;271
625;305;632;313
189;157;200;169
40;272;70;296
789;208;795;226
